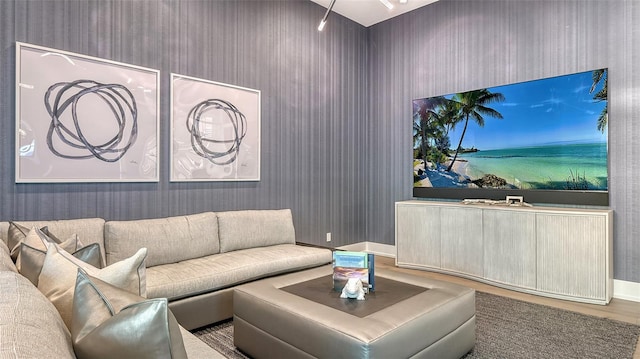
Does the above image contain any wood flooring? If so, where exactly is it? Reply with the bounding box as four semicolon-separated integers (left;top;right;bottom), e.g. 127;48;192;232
374;256;640;358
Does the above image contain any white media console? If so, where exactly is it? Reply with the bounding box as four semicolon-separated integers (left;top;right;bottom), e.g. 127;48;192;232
395;200;613;305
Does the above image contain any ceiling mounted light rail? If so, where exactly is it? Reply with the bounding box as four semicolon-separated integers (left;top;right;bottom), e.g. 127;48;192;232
317;0;337;31
317;0;412;31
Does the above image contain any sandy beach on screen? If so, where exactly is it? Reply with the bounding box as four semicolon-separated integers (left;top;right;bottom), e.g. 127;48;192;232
415;159;473;188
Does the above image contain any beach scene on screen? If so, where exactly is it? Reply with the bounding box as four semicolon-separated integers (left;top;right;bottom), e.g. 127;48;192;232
413;69;608;191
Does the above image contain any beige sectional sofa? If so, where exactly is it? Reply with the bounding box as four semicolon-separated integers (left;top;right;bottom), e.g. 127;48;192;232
0;209;333;358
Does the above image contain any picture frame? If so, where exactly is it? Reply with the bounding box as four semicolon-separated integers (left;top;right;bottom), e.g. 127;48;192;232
15;42;160;183
170;73;261;182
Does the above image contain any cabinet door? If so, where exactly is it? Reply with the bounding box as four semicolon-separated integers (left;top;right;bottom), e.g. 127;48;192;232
440;207;483;277
396;204;441;268
536;213;607;300
483;210;536;289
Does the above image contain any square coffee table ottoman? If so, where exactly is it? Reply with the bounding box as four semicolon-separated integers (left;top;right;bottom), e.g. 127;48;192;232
233;265;475;359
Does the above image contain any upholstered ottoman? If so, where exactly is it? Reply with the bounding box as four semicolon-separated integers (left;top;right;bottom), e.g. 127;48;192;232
233;265;475;359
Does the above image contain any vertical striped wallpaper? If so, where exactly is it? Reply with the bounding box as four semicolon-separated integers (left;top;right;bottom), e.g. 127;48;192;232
367;0;640;283
1;0;638;283
0;0;369;248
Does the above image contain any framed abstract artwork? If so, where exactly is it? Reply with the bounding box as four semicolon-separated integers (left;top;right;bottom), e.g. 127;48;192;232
15;42;160;183
170;73;261;181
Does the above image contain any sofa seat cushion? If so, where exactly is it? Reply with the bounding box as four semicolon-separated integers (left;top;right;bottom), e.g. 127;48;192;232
146;244;332;300
105;212;219;267
0;271;75;358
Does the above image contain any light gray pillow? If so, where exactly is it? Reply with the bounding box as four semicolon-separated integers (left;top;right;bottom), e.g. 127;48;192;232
9;223;81;261
6;218;107;266
72;270;187;359
38;244;147;329
19;243;102;286
8;222;45;261
16;227;102;286
7;222;32;254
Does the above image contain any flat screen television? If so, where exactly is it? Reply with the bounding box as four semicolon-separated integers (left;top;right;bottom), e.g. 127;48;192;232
413;68;608;206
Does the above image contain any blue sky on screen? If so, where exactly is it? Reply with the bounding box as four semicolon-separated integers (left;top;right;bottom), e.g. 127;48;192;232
446;70;607;150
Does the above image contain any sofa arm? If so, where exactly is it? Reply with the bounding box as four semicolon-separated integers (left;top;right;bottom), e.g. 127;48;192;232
0;271;75;358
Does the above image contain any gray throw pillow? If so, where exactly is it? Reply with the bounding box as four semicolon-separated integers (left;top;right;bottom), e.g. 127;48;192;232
72;270;187;359
19;242;102;286
8;222;45;261
15;227;103;286
38;244;147;329
9;223;86;260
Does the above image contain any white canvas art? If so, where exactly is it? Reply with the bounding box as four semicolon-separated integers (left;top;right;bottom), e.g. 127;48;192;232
170;74;260;181
15;42;160;183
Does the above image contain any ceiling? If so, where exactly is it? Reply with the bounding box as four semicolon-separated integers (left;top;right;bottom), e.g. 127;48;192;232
310;0;439;27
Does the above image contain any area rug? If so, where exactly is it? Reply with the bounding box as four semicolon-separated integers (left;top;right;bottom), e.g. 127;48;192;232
193;291;640;359
193;321;247;359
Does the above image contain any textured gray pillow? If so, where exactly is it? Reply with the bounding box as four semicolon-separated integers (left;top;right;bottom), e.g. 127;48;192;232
16;227;102;286
7;222;31;253
72;270;187;359
8;222;44;261
6;218;107;266
38;244;147;329
217;209;296;253
8;223;81;261
19;242;102;286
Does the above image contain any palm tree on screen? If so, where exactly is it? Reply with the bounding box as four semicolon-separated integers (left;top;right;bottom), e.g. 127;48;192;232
414;96;447;164
435;99;462;153
446;89;505;172
590;69;608;133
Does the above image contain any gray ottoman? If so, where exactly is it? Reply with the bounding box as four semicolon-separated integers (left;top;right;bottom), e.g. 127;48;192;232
233;265;475;359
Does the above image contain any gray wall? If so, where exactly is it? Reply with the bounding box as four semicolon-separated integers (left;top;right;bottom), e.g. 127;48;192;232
0;0;369;247
367;0;640;283
1;0;638;283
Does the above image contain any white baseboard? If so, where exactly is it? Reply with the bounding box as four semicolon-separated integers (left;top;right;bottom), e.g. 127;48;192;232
613;279;640;302
336;242;396;258
336;242;640;303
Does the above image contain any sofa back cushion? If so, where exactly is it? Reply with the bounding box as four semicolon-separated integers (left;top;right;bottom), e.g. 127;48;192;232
105;212;219;267
217;209;296;253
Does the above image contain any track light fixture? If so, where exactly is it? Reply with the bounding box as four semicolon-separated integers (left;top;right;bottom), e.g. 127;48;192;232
379;0;394;10
318;0;337;31
318;0;408;31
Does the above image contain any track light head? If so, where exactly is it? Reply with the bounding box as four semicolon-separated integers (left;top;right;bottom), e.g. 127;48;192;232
318;0;337;31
